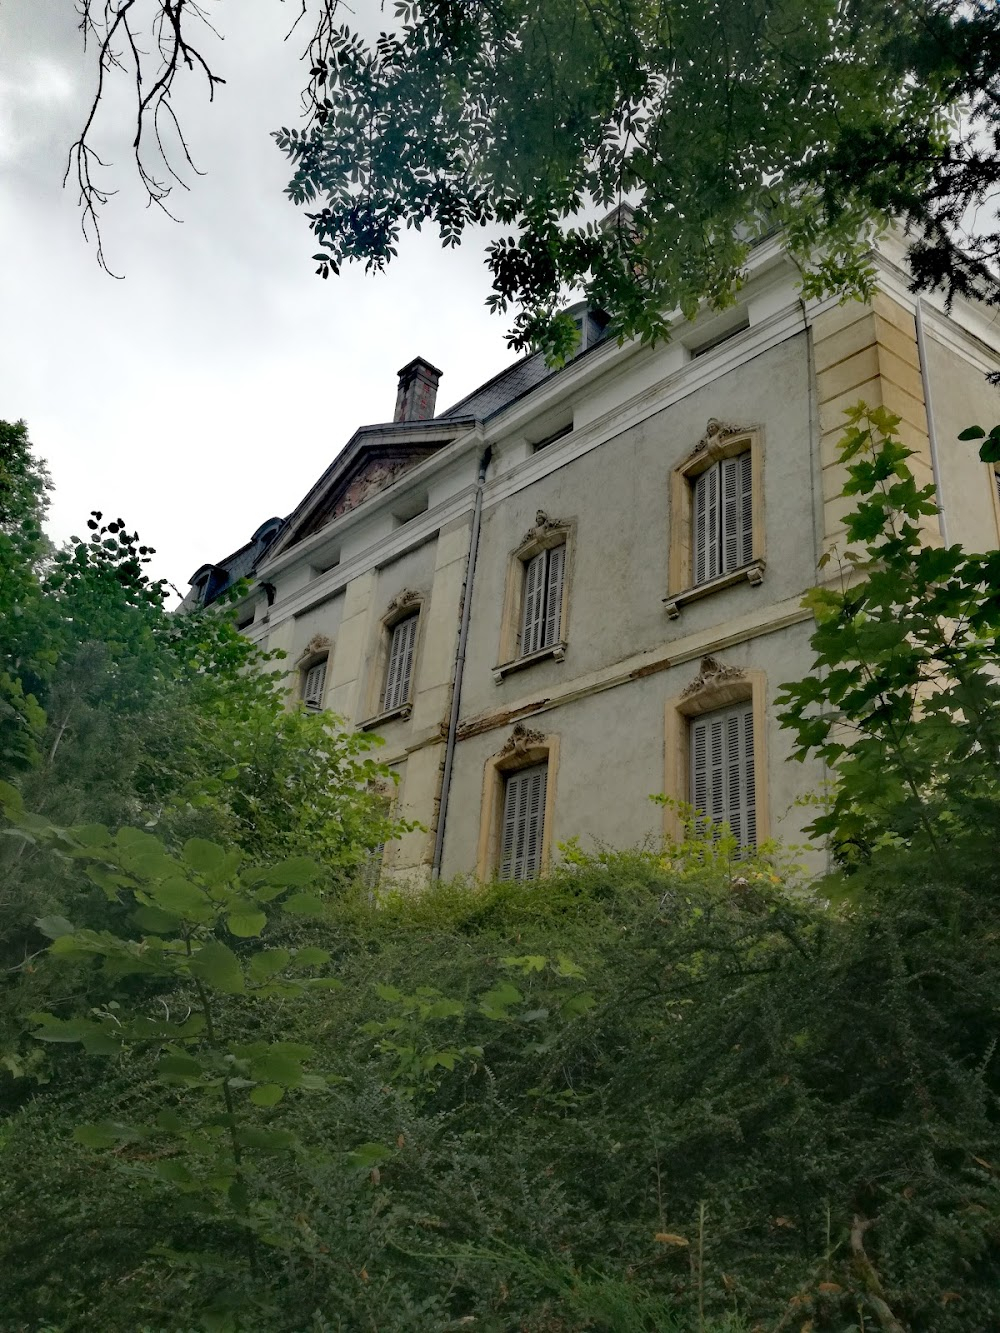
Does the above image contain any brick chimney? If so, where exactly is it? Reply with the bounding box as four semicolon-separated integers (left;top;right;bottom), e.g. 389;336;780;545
394;357;442;422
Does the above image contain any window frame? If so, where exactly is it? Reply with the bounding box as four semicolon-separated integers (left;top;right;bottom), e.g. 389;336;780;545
494;516;573;682
477;728;560;880
360;592;424;729
689;701;757;849
663;662;769;847
382;611;419;713
666;429;765;618
300;656;328;712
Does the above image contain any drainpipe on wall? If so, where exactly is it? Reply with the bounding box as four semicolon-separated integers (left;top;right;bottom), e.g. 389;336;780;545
915;297;950;546
431;444;493;880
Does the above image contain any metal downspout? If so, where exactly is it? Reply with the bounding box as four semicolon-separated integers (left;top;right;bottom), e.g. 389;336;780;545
915;297;949;546
431;444;492;879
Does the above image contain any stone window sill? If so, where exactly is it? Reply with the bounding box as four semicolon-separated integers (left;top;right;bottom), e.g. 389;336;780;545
662;560;765;619
492;641;567;685
359;701;412;730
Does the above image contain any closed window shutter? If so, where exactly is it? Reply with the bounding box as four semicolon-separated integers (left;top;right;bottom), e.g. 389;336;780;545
689;702;757;849
499;762;548;881
693;466;721;584
690;718;709;832
721;451;753;573
383;615;418;711
521;551;547;655
739;451;754;567
302;660;327;711
542;543;566;649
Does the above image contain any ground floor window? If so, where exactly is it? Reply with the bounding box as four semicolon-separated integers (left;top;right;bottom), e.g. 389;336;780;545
498;762;548;881
690;701;757;848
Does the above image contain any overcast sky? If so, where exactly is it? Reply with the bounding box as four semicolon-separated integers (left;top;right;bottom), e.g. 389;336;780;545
1;0;518;595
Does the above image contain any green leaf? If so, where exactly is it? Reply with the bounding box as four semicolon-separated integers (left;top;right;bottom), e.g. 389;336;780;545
346;1141;392;1169
182;837;228;877
554;955;586;978
132;904;183;934
249;1083;285;1106
503;954;547;973
74;1121;141;1148
0;779;25;813
34;914;75;940
282;892;325;918
957;425;986;439
292;946;330;967
251;1052;303;1086
154;877;210;918
226;907;267;938
189;939;245;994
248;948;291;982
259;856;320;887
980;438;1000;463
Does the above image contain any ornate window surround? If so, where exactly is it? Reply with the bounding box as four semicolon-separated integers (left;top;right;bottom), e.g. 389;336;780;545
295;635;332;712
476;724;560;879
359;588;425;729
493;510;574;683
662;656;770;844
665;420;766;618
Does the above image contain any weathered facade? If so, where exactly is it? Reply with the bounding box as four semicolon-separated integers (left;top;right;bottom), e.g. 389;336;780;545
186;233;1000;885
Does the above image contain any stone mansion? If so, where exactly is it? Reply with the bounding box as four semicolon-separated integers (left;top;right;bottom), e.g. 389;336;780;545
185;232;1000;885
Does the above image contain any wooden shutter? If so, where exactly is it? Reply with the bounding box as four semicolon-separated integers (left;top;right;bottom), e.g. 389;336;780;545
383;614;418;712
689;702;756;848
721;451;753;573
521;551;547;655
542;543;566;649
498;762;548;881
693;465;721;584
302;659;327;711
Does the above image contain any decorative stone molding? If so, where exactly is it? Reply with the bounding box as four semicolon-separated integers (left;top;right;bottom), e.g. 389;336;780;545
295;634;332;667
521;509;565;548
331;458;412;520
303;634;331;658
385;588;421;620
694;418;753;455
497;722;547;758
681;656;747;699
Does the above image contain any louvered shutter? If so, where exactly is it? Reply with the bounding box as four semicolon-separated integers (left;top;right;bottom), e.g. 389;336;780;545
690;703;756;849
499;763;548;881
302;659;327;711
383;615;418;711
721;452;753;573
521;551;547;655
738;451;754;567
690;718;710;833
542;544;566;649
693;465;721;584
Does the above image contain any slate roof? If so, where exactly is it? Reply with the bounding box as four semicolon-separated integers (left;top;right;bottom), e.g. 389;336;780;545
437;350;555;422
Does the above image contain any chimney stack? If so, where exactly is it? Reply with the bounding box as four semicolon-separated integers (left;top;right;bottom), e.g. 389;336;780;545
394;357;442;422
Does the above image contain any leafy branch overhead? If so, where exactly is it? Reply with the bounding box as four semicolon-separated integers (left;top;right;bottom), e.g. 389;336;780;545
61;2;1000;355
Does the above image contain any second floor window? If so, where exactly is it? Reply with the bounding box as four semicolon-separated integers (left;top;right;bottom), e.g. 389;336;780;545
693;452;753;585
383;614;418;712
521;544;566;656
301;659;327;712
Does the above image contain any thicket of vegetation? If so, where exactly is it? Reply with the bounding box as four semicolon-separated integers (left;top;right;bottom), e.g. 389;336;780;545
1;411;999;1332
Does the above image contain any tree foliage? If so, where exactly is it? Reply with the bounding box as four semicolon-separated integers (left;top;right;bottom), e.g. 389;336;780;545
777;403;1000;866
57;3;1000;358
